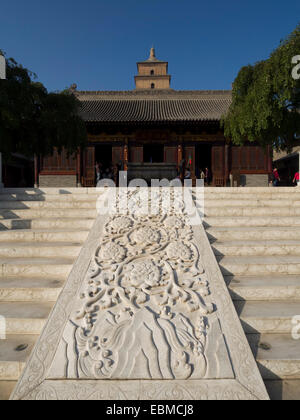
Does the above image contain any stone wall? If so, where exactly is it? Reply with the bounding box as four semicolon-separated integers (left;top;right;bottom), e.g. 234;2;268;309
135;77;170;89
39;175;77;188
137;62;168;76
240;174;269;187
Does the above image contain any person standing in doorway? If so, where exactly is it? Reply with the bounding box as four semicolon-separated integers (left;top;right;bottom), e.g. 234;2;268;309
272;167;280;187
95;162;101;185
113;163;122;187
204;167;210;186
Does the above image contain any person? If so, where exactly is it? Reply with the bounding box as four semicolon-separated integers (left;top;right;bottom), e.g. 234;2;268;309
179;159;186;183
95;162;101;184
184;167;191;179
200;169;205;180
104;168;111;179
113;163;122;186
293;171;300;186
204;167;210;185
272;167;280;187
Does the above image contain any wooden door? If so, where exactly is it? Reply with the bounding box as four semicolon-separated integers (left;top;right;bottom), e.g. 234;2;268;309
184;147;195;171
130;146;143;163
231;146;269;172
112;146;124;166
212;146;225;186
82;146;95;187
164;146;178;163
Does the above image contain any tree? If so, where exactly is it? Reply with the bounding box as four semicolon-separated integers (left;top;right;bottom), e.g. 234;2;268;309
0;51;87;162
222;23;300;151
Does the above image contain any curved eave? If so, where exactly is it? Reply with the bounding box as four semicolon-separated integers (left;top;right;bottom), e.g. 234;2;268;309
84;119;221;126
79;98;231;124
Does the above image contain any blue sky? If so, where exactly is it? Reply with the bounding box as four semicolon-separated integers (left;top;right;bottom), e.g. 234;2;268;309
1;0;299;92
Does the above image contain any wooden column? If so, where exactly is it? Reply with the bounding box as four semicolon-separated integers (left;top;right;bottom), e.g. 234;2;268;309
177;144;183;165
225;144;229;183
178;144;184;183
124;143;128;171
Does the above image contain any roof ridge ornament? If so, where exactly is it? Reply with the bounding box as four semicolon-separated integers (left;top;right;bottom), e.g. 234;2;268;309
150;46;156;60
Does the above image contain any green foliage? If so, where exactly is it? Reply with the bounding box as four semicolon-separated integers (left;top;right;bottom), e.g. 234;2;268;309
222;23;300;151
0;51;87;162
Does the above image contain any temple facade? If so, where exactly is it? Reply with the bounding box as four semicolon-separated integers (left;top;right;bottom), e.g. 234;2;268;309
36;48;272;188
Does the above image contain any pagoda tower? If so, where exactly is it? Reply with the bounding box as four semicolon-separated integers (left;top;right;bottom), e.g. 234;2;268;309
135;47;171;90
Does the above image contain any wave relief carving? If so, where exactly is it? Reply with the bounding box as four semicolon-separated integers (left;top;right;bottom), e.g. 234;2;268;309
51;190;216;380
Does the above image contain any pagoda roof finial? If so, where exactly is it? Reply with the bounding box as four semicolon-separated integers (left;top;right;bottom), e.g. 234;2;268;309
150;46;156;59
146;46;161;63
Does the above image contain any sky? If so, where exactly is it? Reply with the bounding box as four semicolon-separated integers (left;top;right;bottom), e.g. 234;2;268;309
0;0;300;92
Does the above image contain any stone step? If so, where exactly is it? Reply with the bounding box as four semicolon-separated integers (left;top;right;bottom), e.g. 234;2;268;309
218;255;300;276
1;198;298;211
212;241;300;257
0;208;98;220
226;275;300;301
0;258;74;279
0;188;99;399
0;187;102;195
0;201;102;211
0;381;17;400
207;226;300;241
195;186;299;193
0;302;52;334
200;193;300;200
264;380;300;401
203;207;300;216
0;242;81;259
247;334;300;381
0;201;100;210
194;191;300;399
0;229;89;243
0;334;39;381
197;198;300;210
0;277;63;302
198;199;300;207
205;216;300;227
0;218;94;230
0;194;101;202
234;301;300;334
3;186;298;195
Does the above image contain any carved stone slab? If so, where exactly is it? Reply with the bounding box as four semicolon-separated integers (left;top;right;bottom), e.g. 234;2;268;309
10;189;269;400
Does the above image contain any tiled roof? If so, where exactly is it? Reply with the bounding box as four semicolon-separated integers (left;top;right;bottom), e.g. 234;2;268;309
76;90;232;123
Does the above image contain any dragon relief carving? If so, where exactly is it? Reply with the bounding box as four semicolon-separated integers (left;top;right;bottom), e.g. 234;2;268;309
56;190;215;380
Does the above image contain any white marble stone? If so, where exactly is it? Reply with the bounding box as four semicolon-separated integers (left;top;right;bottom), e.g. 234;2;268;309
10;189;268;400
203;188;300;400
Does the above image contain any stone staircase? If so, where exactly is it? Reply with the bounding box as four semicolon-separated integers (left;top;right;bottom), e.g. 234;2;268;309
0;188;100;400
197;187;300;400
2;186;300;400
